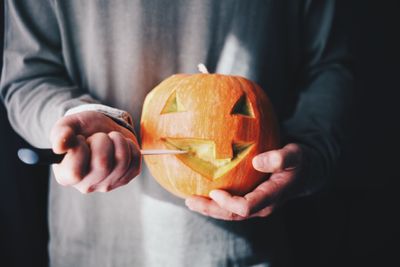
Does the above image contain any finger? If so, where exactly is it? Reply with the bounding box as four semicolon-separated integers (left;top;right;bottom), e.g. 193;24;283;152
209;190;251;217
109;139;141;190
185;196;246;221
50;121;79;154
248;205;275;218
242;172;294;214
95;132;132;192
73;133;115;193
50;111;135;153
210;173;294;217
52;135;90;186
252;143;302;173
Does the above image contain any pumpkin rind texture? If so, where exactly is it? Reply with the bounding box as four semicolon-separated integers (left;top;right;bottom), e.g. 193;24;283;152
140;73;279;198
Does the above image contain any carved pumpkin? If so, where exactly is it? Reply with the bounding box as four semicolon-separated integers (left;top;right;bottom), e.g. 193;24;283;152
140;66;279;198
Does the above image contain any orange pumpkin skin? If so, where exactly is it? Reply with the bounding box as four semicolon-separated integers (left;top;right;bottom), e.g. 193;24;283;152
140;73;279;198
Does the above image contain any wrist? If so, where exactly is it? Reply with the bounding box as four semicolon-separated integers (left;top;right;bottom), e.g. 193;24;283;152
65;104;135;134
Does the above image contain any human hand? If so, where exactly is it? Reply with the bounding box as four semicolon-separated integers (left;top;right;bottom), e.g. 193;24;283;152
50;111;141;193
185;143;304;220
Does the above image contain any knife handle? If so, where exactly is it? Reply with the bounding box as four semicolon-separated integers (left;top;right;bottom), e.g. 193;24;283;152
18;148;65;165
17;147;186;165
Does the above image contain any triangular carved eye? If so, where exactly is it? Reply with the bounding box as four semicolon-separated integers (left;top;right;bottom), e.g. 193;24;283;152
160;91;186;114
231;94;255;118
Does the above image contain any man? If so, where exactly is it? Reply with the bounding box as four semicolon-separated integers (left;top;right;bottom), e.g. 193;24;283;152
1;1;352;266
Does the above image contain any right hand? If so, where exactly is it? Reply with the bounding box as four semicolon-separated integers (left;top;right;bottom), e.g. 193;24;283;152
49;111;141;193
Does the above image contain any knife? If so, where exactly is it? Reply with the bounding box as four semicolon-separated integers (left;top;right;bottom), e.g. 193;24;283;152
17;147;187;165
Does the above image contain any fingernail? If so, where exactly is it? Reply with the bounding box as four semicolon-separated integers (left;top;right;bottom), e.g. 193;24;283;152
185;200;195;211
252;156;263;169
269;153;281;167
87;186;96;193
209;190;218;199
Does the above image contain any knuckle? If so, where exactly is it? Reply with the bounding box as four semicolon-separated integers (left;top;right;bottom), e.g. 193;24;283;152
95;132;108;139
88;132;107;143
109;131;124;139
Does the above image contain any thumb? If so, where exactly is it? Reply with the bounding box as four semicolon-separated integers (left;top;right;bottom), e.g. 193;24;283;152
50;117;81;154
252;143;302;173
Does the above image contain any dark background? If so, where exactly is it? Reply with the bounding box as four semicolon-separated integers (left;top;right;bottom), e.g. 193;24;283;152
1;1;399;266
0;2;49;266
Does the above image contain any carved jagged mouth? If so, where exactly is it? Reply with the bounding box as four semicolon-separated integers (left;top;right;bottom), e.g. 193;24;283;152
162;138;254;180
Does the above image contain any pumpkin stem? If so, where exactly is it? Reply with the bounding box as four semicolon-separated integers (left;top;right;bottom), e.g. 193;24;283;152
197;63;209;74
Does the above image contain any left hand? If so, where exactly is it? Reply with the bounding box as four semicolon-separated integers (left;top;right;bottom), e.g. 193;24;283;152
185;143;304;221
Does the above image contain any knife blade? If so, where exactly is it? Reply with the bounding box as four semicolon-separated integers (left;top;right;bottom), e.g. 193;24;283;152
17;147;187;165
140;149;187;155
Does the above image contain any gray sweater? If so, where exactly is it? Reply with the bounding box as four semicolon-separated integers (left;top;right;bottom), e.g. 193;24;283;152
1;1;352;266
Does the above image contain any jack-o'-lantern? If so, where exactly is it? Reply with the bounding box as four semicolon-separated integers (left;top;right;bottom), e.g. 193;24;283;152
140;65;279;198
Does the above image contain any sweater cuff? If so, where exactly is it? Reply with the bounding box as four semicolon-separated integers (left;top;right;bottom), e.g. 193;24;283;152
64;104;135;134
